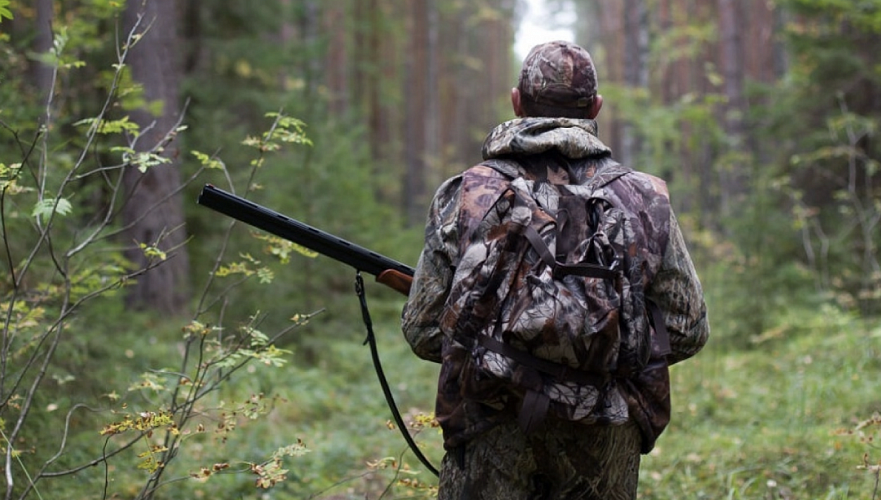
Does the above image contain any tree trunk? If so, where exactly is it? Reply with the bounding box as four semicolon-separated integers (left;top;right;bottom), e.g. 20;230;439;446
621;0;649;167
121;0;190;315
31;0;54;105
718;0;747;211
595;0;625;156
403;0;429;227
425;0;440;187
324;2;347;116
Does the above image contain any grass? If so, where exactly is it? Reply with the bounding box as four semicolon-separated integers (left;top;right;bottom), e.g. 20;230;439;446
20;286;881;499
639;311;881;499
163;293;878;499
133;291;880;500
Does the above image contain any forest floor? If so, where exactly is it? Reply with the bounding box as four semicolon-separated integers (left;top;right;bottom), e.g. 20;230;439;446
216;297;880;499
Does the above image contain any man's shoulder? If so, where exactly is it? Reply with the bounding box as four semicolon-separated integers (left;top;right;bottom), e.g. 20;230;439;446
456;162;517;210
472;159;522;179
435;160;515;189
616;168;670;200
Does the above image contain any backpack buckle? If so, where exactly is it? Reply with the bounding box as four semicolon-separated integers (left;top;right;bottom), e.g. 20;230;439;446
608;257;621;272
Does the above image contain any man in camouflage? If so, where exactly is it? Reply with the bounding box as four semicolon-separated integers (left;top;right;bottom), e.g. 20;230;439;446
402;41;709;499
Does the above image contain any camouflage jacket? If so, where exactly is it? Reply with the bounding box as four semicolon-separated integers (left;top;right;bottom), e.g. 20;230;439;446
402;117;709;452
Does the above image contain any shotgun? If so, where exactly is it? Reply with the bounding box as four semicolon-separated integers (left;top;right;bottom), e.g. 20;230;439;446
196;184;414;295
197;184;439;476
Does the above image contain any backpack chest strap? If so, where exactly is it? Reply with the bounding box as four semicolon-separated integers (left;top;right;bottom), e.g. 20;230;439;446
522;223;617;280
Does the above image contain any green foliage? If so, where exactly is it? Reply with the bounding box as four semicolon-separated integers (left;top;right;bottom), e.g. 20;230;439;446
605;0;881;338
3;1;881;499
0;6;347;496
188;109;420;342
30;270;870;500
0;109;331;498
178;0;422;335
0;0;12;22
639;313;881;499
753;0;881;316
31;197;72;223
30;27;86;70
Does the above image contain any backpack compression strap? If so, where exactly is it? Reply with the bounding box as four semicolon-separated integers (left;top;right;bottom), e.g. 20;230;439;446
522;223;617;280
477;334;611;434
508;188;619;280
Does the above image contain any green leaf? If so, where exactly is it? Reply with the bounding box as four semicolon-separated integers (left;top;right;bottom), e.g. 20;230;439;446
139;243;167;261
256;267;274;284
191;150;225;170
74;116;140;135
32;198;73;223
132;151;171;173
0;0;13;22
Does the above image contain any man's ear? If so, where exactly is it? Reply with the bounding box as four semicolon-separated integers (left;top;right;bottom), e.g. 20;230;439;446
587;95;603;119
511;87;524;117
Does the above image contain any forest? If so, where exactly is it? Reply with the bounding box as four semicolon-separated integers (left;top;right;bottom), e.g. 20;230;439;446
0;0;879;498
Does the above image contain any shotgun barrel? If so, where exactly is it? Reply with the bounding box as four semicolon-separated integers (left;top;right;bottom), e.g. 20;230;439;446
197;184;415;293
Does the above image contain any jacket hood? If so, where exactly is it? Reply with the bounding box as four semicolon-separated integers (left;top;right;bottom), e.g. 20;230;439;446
481;117;612;160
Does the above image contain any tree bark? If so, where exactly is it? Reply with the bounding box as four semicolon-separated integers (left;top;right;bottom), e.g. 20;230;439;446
323;3;348;116
621;0;649;167
594;0;625;156
403;0;429;227
31;0;54;105
718;0;747;211
121;0;190;315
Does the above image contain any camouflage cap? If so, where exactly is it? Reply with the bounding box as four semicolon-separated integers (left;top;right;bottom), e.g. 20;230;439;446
518;40;598;108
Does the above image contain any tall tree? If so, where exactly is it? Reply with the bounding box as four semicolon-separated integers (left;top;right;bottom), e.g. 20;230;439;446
121;0;190;315
717;0;747;214
592;0;625;156
31;0;53;105
324;2;348;116
621;0;649;167
403;0;432;226
770;0;881;314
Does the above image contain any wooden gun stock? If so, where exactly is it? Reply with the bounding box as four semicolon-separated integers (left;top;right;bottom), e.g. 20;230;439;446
376;269;413;296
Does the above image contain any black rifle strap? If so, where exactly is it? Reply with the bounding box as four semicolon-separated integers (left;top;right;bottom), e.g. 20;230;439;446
355;272;440;477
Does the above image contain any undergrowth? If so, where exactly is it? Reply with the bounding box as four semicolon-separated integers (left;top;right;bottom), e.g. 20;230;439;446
80;290;876;499
639;311;880;499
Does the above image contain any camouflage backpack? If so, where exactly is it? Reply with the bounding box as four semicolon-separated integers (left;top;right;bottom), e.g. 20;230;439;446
439;159;669;433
